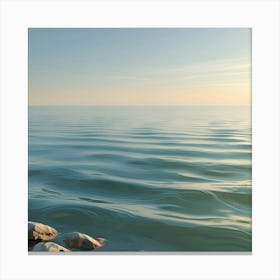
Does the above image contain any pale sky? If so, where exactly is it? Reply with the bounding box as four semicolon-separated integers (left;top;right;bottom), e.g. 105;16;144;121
29;28;251;105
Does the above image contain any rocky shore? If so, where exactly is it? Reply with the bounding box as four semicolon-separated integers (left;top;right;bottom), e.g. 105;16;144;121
28;221;105;252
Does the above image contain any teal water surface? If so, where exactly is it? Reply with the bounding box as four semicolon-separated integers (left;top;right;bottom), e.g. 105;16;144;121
28;106;252;252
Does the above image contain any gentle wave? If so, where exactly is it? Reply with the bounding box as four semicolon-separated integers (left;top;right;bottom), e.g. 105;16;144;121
29;106;252;251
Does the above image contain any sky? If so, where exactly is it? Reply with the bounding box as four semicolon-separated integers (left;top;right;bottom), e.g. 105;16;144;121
29;28;251;106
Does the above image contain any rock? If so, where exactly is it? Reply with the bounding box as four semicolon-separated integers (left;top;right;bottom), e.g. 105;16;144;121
28;221;59;241
32;242;70;252
63;232;105;250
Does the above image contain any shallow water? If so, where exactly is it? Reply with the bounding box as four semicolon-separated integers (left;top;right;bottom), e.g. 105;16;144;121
28;106;252;252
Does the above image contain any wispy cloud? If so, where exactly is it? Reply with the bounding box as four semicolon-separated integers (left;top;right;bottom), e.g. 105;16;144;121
161;58;251;86
94;58;250;88
168;58;250;72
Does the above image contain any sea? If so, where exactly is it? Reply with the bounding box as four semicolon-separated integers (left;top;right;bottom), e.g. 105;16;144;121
28;106;252;252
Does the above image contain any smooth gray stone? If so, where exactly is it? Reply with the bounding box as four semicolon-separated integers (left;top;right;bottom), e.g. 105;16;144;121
32;242;70;252
63;232;105;250
28;221;58;241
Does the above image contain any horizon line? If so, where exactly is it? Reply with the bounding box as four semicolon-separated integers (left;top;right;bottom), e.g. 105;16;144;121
28;104;251;107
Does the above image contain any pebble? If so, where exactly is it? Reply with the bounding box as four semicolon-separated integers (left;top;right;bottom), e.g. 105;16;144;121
63;232;105;250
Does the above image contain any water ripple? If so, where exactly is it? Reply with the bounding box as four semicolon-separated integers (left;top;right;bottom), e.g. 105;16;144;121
29;106;251;251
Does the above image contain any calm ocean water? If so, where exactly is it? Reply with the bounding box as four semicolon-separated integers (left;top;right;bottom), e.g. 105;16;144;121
28;106;252;252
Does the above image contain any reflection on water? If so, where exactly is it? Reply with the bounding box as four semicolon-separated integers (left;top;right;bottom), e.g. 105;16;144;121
29;106;251;251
